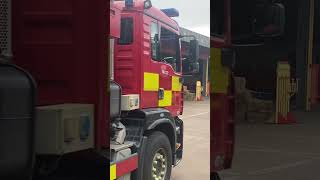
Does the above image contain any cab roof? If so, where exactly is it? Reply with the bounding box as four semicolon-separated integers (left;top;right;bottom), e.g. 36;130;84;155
114;0;180;31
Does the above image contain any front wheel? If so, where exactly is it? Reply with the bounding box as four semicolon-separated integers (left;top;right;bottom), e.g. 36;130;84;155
143;131;172;180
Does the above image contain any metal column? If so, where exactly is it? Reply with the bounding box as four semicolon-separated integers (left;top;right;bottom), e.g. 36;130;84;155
296;0;314;111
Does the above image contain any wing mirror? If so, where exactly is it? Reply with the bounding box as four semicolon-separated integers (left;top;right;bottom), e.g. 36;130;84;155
190;39;199;63
190;62;200;73
189;39;200;73
179;36;200;74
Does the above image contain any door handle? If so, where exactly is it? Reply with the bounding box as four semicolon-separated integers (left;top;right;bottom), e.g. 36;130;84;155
158;88;164;100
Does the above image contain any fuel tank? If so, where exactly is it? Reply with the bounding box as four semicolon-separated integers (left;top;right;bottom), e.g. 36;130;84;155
0;60;36;179
110;81;121;120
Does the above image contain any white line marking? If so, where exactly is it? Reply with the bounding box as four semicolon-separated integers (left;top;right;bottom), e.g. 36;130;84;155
181;112;209;119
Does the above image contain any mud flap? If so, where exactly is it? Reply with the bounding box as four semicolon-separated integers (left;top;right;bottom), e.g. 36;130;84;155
175;117;184;162
135;136;148;180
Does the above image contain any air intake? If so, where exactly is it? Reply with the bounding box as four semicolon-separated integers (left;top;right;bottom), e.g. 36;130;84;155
0;0;12;57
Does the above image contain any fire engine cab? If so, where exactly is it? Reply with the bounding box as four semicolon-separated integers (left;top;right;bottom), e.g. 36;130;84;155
0;0;199;179
110;0;196;179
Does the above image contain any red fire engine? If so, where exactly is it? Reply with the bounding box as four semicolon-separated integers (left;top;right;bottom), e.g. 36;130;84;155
0;0;199;180
110;0;200;179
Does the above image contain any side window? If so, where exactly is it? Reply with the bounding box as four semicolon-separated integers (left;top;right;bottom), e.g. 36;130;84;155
150;22;160;60
119;17;133;45
160;27;180;72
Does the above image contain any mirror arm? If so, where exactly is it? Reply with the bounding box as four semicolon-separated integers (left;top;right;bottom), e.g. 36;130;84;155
179;35;197;41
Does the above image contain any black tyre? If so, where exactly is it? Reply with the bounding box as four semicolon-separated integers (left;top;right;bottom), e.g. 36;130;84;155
33;155;61;179
143;131;172;180
211;172;221;180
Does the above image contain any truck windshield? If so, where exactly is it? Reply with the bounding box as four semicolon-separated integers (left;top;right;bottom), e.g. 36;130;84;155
160;27;181;72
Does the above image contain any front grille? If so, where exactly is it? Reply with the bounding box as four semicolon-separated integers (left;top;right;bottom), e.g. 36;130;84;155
0;0;11;56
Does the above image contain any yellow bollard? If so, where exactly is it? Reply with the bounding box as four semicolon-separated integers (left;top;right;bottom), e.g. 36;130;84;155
196;81;202;101
275;62;298;124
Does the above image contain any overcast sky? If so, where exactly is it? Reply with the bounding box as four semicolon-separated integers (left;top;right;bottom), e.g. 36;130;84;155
152;0;210;37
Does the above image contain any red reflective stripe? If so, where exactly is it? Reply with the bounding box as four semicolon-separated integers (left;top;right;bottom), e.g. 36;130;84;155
116;155;138;177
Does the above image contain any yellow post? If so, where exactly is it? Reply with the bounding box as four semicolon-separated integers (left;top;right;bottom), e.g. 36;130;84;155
275;62;298;123
206;81;210;97
196;81;202;101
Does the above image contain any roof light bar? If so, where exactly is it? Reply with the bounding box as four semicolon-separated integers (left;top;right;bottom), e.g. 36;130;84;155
125;0;134;8
161;8;179;17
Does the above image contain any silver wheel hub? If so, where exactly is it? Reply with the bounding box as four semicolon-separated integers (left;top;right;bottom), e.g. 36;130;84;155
151;148;167;180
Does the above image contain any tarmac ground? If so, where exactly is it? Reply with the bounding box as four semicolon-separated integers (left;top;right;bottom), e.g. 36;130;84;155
220;111;320;180
171;100;210;180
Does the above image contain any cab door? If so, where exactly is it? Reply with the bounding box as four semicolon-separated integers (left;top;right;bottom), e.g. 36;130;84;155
141;14;183;117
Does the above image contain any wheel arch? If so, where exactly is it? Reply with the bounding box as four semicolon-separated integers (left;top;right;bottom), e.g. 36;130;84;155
145;119;176;165
124;108;178;165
